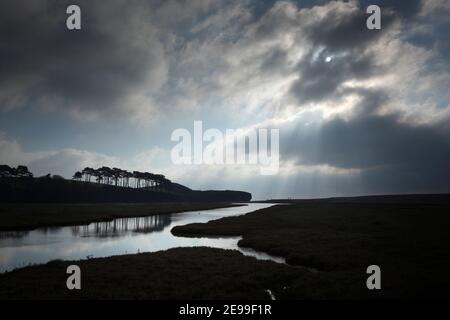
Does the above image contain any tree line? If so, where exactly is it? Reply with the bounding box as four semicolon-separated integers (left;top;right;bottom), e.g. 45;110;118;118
0;165;33;178
73;167;171;191
0;164;171;192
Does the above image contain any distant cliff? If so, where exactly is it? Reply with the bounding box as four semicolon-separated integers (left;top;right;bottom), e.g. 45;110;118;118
0;177;251;203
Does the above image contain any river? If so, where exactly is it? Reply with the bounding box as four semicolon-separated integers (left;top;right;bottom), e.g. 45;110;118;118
0;203;285;272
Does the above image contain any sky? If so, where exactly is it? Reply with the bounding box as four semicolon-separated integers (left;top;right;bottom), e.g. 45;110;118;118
0;0;450;199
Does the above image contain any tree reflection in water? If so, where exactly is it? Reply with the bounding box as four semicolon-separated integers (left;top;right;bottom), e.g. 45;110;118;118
0;215;172;239
70;215;172;238
0;231;29;239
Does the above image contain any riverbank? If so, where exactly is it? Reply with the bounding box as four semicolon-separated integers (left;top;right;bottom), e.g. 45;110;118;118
173;201;450;298
0;247;303;299
0;202;241;231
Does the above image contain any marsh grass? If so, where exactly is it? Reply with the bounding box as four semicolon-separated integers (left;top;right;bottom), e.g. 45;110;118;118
173;202;450;298
0;247;302;300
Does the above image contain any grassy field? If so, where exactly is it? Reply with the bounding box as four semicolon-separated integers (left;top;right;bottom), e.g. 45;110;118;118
0;202;240;231
0;247;303;300
173;202;450;298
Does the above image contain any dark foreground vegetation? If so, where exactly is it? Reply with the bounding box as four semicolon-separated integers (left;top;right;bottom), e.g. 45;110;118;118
0;247;303;299
2;194;450;299
173;194;450;298
0;202;241;231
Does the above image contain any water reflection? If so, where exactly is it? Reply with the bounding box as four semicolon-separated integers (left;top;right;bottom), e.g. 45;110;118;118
69;215;172;238
0;231;30;239
0;203;281;272
0;215;172;240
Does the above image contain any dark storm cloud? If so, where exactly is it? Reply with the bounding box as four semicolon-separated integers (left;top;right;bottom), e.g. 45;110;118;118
360;162;450;195
290;50;376;103
301;1;396;51
359;0;423;18
280;102;450;193
317;115;450;170
403;4;450;71
0;0;166;118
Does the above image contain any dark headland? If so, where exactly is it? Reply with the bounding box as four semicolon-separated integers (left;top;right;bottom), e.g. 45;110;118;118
0;176;251;203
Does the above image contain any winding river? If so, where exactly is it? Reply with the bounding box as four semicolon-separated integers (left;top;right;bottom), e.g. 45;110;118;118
0;203;284;272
